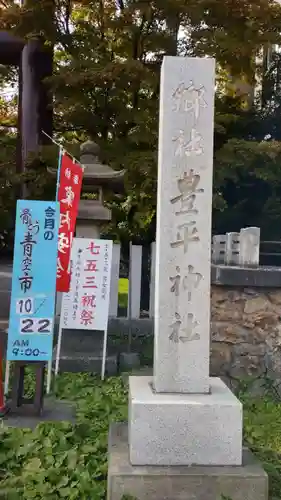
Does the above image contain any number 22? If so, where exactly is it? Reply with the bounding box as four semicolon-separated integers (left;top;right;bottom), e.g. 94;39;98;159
20;318;51;334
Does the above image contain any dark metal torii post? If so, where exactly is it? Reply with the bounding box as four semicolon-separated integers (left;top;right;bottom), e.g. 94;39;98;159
0;27;53;179
21;39;53;165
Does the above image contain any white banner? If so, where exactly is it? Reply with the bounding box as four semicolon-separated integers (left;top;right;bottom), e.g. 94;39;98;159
61;238;113;331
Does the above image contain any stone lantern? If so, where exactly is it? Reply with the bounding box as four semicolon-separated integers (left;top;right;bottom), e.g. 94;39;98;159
76;140;125;238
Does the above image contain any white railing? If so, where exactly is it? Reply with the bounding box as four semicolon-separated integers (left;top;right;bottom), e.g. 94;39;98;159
107;226;261;319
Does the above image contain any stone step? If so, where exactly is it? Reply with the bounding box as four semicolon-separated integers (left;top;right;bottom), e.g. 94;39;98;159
121;367;153;386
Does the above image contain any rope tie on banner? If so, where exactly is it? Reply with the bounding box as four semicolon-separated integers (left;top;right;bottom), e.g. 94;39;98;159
42;130;85;171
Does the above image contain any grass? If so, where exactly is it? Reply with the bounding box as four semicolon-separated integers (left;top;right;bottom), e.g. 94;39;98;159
241;384;281;500
0;373;281;499
118;278;128;309
0;374;128;499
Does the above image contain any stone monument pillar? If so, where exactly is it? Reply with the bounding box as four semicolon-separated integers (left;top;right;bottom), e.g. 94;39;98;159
76;140;124;238
107;56;268;500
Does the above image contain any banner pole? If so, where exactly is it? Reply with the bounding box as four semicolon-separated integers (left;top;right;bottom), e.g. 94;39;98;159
46;360;52;394
42;131;85;171
56;148;63;201
47;146;63;394
55;321;63;376
47;147;63;394
101;327;108;381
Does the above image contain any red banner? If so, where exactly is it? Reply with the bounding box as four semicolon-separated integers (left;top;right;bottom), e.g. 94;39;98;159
56;154;83;292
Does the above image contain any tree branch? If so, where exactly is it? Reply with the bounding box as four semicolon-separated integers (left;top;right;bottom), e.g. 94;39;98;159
64;0;72;37
0;123;17;128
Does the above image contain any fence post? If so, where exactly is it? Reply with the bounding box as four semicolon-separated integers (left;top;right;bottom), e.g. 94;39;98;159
225;232;240;266
128;244;143;319
109;243;121;317
212;235;227;264
149;242;156;318
239;227;260;267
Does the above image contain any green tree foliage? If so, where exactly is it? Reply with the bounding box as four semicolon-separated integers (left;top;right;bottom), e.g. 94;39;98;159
214;139;281;238
0;130;18;252
1;0;281;248
0;66;18;252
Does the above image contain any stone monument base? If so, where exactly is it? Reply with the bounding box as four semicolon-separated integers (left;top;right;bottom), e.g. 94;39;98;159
129;376;242;466
107;423;268;500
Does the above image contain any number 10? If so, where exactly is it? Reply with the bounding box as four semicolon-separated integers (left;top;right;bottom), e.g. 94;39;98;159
16;298;34;315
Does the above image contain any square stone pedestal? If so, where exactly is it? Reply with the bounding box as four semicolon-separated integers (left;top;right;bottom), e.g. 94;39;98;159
107;423;268;500
129;376;242;466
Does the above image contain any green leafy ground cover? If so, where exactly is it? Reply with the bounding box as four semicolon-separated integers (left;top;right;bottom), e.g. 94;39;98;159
0;373;281;499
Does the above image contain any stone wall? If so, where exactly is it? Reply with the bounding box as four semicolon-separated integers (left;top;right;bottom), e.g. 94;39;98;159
211;286;281;385
210;265;281;391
